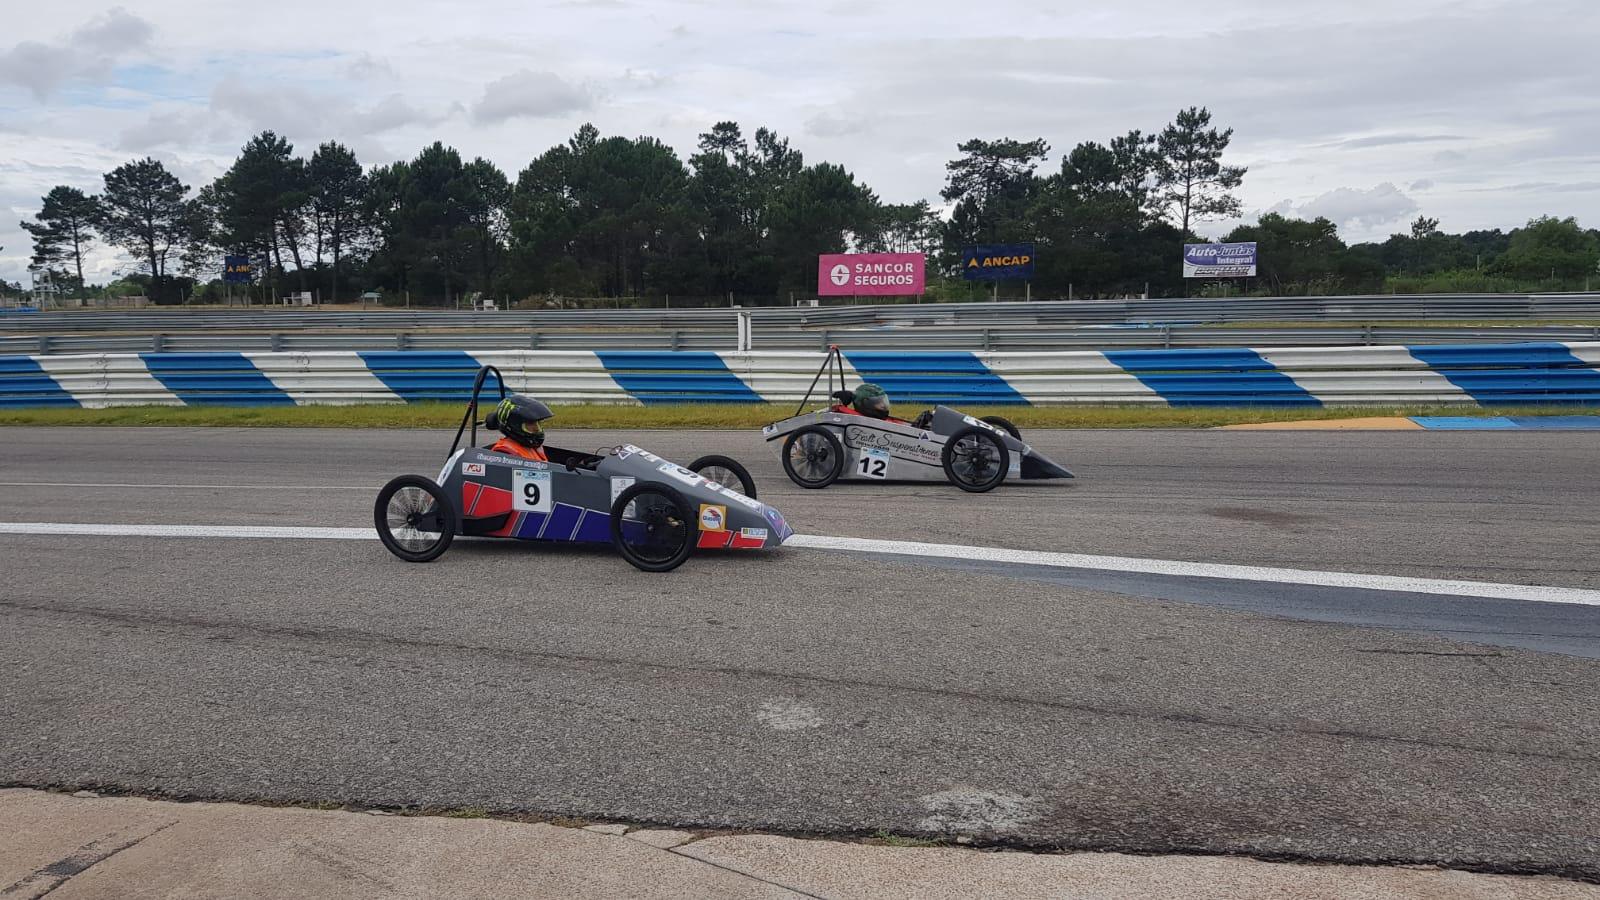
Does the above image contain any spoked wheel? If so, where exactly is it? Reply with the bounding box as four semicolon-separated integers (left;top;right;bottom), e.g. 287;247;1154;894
374;475;456;562
781;426;844;489
610;482;695;572
687;454;757;499
941;427;1010;494
980;415;1021;440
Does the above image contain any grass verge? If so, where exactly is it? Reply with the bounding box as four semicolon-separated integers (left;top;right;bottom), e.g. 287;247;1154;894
0;402;1592;430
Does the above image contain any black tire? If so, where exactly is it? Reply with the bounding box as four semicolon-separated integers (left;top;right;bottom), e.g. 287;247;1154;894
610;482;696;573
781;426;844;489
980;415;1021;440
374;475;456;562
687;454;757;500
941;427;1010;493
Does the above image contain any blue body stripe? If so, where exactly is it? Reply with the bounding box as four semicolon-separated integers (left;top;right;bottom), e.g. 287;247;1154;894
595;351;761;405
573;510;613;543
0;357;79;408
1104;348;1321;407
541;503;584;541
357;351;484;402
138;353;292;406
1407;343;1600;405
844;352;1028;406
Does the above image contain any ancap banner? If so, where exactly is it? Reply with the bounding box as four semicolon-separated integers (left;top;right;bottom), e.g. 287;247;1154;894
961;243;1035;281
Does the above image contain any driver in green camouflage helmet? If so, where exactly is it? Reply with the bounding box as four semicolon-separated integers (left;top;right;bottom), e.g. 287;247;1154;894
852;383;892;420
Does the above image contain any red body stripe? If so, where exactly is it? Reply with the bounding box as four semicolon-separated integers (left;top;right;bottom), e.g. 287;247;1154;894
697;530;733;549
473;484;514;518
730;533;765;549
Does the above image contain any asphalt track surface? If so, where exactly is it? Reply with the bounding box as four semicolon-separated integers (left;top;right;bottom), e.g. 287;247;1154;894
2;426;1599;881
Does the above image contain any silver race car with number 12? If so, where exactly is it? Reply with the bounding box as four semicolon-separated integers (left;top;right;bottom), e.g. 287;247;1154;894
761;347;1074;493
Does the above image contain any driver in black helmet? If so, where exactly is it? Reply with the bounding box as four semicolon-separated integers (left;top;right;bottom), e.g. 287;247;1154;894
486;394;552;461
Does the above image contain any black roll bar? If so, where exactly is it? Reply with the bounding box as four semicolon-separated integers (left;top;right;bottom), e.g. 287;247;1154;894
449;365;508;458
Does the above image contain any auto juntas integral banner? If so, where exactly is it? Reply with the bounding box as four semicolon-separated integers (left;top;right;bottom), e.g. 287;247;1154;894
1183;242;1257;278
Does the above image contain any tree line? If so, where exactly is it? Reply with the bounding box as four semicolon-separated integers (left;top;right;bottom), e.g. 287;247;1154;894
15;107;1600;305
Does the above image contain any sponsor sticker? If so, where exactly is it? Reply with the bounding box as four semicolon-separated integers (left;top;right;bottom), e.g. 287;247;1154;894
461;462;486;477
611;476;636;518
437;449;465;485
740;527;768;540
844;424;941;464
699;504;727;532
762;423;778;436
657;462;704;485
963;414;1000;434
513;468;552;513
720;487;763;510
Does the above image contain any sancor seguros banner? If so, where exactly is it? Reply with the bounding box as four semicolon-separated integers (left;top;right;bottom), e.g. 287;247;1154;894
817;253;926;296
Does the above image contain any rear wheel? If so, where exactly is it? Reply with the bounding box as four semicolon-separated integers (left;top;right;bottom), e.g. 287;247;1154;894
980;415;1021;440
374;475;455;562
781;426;844;489
941;427;1010;494
688;454;757;499
610;482;695;572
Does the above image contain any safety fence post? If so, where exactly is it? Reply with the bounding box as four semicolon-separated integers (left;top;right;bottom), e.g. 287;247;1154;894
151;334;165;353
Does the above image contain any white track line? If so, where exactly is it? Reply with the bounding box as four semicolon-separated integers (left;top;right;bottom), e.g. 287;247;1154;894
0;482;371;491
1;521;1596;608
785;535;1600;607
0;523;372;540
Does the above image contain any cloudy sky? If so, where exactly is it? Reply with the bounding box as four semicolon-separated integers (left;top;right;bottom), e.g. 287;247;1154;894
2;0;1597;284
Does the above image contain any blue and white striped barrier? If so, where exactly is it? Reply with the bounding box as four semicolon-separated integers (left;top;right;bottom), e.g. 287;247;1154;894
3;343;1599;408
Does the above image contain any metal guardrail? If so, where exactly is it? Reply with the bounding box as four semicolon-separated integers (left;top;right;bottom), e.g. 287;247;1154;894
8;324;1600;356
5;343;1599;408
3;293;1599;334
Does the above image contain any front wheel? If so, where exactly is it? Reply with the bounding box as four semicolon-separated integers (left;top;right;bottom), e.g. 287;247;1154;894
610;482;695;572
374;475;456;562
781;426;844;489
687;454;757;499
942;427;1010;494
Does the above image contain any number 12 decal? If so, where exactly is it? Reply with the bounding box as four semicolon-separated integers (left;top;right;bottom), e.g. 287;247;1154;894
513;468;553;512
856;449;890;479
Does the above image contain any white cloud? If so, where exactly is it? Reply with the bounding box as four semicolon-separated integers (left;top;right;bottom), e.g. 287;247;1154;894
1296;183;1421;230
3;0;1600;281
0;8;154;100
471;70;593;125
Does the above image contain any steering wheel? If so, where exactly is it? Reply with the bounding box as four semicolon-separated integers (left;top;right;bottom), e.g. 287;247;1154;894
912;410;934;429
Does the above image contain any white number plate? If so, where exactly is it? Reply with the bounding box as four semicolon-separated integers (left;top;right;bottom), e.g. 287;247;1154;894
856;449;890;479
513;468;552;513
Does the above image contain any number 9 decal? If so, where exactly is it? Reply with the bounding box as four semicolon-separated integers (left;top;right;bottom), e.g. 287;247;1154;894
513;468;552;512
